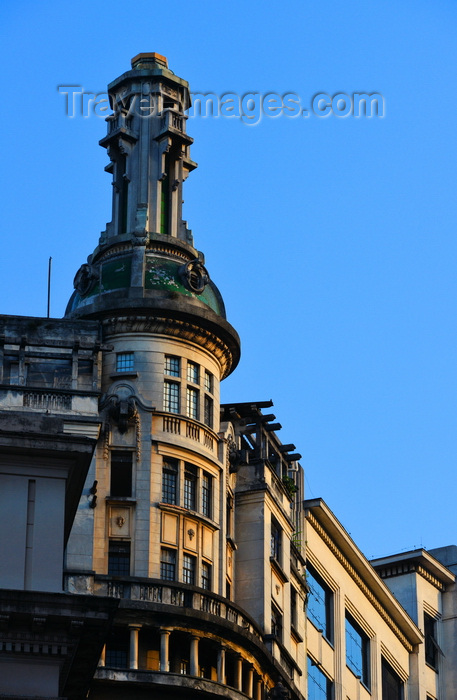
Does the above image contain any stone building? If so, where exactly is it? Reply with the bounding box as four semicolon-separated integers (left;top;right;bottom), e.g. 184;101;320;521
1;53;456;700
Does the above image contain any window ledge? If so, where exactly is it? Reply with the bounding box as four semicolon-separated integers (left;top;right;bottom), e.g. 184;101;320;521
291;624;303;643
110;371;138;379
270;557;289;583
106;497;137;505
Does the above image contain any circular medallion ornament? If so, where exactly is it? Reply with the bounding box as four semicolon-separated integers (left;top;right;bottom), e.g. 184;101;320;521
73;264;97;296
179;260;210;294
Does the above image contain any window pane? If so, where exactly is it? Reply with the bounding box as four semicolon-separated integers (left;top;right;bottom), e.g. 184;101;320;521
162;459;178;504
424;612;437;669
202;472;212;517
307;565;332;642
165;356;180;377
110;451;133;497
187;361;199;384
345;613;370;688
108;541;130;576
204;395;213;428
307;656;332;700
186;387;199;420
164;380;180;413
184;465;196;510
204;370;213;393
106;629;129;668
116;352;134;372
161;548;176;580
271;603;283;641
271;519;281;562
183;554;195;585
382;658;403;700
201;562;211;590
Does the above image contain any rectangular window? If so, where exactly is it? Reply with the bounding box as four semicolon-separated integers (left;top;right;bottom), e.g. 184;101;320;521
162;458;178;504
382;658;403;700
424;612;438;669
187;361;199;384
110;451;133;497
108;540;131;576
271;603;283;642
307;656;333;700
105;628;129;668
201;561;211;590
116;352;134;372
164;380;180;413
186;386;199;420
183;553;196;585
160;548;176;580
165;355;180;377
291;586;298;630
204;395;213;428
201;472;212;518
345;612;370;689
184;464;197;510
307;564;333;642
226;494;233;537
271;518;281;563
204;370;213;393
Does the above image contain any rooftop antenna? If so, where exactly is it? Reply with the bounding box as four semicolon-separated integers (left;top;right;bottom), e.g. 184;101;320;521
47;257;52;318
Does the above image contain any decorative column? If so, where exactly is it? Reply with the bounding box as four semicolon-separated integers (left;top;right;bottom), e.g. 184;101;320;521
190;634;200;676
160;628;171;672
235;654;243;691
129;625;141;669
255;678;263;700
246;664;254;698
217;645;226;683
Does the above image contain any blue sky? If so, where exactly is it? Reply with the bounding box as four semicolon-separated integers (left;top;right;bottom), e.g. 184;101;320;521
2;0;457;559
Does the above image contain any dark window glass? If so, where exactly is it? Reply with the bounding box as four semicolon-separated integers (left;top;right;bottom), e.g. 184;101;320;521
345;612;370;688
110;451;132;497
160;548;176;580
271;519;281;562
162;459;178;504
184;464;196;510
105;628;129;668
382;658;403;700
27;358;72;389
307;564;333;642
116;352;134;372
164;356;180;377
164;380;180;413
201;562;211;590
424;612;438;669
201;472;212;517
271;603;283;642
291;586;298;629
186;386;199;420
307;656;333;700
183;554;195;585
108;541;130;576
204;370;213;393
204;395;213;428
187;361;199;384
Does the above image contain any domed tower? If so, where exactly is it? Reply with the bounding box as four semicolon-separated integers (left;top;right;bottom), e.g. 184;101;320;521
65;55;303;700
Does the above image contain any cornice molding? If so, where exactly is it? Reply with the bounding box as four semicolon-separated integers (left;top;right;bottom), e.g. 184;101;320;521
102;315;236;378
306;512;413;652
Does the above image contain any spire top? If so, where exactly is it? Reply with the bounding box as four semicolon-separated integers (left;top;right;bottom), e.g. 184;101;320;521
131;52;168;69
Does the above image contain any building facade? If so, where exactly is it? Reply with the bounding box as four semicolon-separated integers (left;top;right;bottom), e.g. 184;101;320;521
1;54;456;700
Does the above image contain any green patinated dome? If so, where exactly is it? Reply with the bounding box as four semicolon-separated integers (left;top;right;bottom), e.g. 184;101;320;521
65;251;227;319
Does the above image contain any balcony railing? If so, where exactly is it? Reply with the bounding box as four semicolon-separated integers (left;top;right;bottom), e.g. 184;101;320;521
158;412;216;452
66;573;262;642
